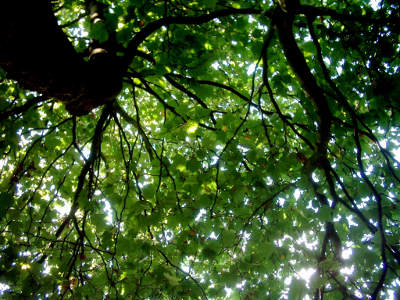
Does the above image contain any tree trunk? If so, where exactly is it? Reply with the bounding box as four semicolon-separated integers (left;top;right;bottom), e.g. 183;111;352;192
0;0;122;115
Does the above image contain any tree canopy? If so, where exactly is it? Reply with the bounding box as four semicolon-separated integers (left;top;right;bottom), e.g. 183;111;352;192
0;0;399;299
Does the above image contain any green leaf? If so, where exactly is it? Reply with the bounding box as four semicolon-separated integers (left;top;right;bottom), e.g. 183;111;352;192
142;184;156;200
164;272;180;286
91;213;106;231
203;0;217;9
0;192;14;218
221;229;236;246
318;206;331;222
289;278;307;300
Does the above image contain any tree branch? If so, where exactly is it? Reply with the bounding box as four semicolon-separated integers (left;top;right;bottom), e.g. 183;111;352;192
0;95;48;119
274;10;332;159
124;7;261;65
114;102;154;161
38;105;112;263
299;5;396;24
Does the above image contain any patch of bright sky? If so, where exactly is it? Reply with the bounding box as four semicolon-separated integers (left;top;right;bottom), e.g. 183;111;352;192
298;268;316;286
370;0;381;10
0;283;10;294
163;229;174;241
346;215;359;227
240;231;251;252
236;280;246;290
225;287;233;297
54;199;71;217
297;232;318;250
342;247;353;260
306;200;317;212
294;189;301;200
247;62;257;75
311;172;320;183
195;208;207;222
341;265;355;276
209;232;218;239
102;199;113;224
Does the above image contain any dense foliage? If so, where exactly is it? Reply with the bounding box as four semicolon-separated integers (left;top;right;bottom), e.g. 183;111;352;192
0;0;399;299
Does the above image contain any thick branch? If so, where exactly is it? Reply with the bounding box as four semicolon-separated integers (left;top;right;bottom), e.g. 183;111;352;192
273;9;332;171
0;96;47;119
0;1;123;116
299;5;396;24
124;8;261;64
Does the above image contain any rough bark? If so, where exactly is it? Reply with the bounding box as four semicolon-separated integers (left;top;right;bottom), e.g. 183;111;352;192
0;0;123;115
